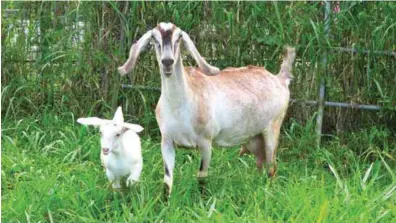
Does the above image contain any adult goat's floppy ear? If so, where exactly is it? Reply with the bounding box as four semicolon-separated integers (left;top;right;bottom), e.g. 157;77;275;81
118;30;153;76
181;31;220;76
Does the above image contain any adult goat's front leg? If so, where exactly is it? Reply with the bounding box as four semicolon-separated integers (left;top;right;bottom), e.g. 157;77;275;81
161;138;175;195
197;142;212;195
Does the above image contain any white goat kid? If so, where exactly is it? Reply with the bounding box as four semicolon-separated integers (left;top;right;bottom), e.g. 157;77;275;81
118;22;296;195
77;107;144;189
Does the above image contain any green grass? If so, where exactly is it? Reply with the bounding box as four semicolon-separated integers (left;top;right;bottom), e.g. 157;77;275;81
2;2;395;222
2;114;395;222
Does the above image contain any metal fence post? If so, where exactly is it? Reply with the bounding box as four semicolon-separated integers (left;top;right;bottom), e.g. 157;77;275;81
316;1;331;146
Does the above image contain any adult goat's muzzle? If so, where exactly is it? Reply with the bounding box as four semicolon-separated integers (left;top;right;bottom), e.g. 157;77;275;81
161;58;174;76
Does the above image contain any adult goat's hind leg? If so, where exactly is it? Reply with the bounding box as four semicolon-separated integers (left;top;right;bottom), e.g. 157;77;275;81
240;134;265;170
263;118;283;177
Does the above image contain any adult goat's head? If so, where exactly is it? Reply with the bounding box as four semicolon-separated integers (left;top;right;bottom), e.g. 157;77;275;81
118;22;219;77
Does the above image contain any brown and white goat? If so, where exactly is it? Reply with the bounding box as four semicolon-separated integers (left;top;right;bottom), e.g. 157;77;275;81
118;22;295;195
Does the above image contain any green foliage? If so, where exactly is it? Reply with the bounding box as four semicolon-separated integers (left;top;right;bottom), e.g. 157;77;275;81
1;3;395;221
1;2;395;134
2;116;395;222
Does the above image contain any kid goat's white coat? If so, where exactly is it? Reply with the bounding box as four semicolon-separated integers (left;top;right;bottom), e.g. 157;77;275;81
118;22;296;195
77;107;144;189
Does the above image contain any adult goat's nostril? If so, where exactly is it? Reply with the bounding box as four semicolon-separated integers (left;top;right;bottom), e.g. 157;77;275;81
161;58;174;67
102;148;109;153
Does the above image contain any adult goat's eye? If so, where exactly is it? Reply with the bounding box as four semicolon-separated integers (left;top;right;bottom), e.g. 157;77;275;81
153;38;160;45
116;133;121;137
174;35;182;47
176;35;182;42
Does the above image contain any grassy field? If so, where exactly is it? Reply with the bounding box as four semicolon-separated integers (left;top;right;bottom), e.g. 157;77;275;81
2;113;395;222
2;2;395;222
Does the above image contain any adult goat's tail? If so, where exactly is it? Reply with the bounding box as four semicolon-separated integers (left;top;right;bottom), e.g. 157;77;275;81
278;46;296;86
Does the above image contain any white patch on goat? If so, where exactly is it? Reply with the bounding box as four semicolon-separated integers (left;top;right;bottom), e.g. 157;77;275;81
158;22;174;31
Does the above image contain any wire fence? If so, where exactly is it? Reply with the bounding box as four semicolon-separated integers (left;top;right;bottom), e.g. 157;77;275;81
2;2;395;140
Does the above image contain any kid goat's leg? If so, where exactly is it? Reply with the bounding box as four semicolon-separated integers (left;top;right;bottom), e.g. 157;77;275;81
126;162;143;187
106;169;121;189
161;137;175;195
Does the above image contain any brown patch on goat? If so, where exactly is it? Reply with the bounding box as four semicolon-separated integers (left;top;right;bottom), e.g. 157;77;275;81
185;66;284;100
157;24;175;45
266;112;287;177
155;104;162;127
182;65;289;143
239;145;250;156
222;65;264;72
268;165;277;178
213;66;285;104
185;67;211;137
240;134;266;170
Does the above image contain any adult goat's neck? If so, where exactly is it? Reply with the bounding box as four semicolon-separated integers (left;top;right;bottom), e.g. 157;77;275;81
160;56;193;107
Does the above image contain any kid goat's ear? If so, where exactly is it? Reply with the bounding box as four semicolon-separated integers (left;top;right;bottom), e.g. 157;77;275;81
77;117;108;128
122;123;144;133
113;106;124;124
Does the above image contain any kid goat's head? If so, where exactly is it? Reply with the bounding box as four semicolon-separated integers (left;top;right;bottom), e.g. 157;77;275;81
77;107;143;155
118;22;220;77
